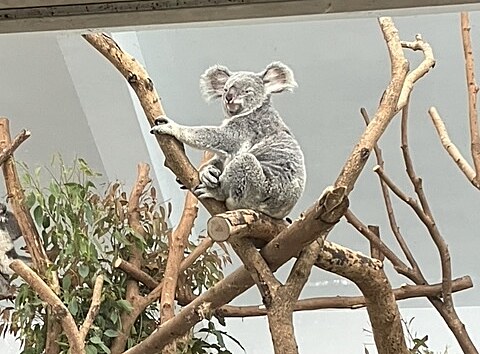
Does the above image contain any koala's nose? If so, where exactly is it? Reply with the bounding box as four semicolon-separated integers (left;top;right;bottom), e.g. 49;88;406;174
225;92;234;103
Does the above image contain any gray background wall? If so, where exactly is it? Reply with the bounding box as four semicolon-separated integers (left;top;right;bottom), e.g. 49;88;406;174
0;9;479;354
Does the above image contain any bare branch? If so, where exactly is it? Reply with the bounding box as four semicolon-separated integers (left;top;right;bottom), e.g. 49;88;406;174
374;165;453;307
160;192;198;321
79;275;104;342
345;209;411;276
461;12;480;181
400;107;454;309
361;108;420;271
0;129;30;166
114;258;158;290
217;276;473;317
0;119;51;274
428;107;479;187
398;34;436;110
0;118;63;354
207;209;288;246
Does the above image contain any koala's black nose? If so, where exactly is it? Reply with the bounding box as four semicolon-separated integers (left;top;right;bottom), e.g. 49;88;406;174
225;92;234;103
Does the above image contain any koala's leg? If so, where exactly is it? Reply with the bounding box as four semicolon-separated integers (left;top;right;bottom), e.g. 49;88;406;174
219;153;267;211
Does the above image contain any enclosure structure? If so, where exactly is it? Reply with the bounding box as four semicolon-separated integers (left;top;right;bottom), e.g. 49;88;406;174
0;2;479;354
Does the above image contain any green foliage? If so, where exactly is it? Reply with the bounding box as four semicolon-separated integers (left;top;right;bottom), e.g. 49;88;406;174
0;157;234;353
364;317;449;354
180;320;245;354
403;318;449;354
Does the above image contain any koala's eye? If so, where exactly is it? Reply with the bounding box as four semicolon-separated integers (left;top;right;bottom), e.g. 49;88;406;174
245;88;254;95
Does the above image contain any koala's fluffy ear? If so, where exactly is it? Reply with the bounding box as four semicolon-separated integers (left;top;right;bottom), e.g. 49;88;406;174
260;62;297;95
200;65;232;101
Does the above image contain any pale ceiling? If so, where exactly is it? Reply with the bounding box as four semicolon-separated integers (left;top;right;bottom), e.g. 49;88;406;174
1;0;480;33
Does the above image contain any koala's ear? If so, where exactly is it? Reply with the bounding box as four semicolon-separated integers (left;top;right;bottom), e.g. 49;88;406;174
200;65;231;101
260;62;297;95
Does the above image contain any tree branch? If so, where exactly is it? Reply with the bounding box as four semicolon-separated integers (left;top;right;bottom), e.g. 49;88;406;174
428;107;479;188
82;33;225;214
217;276;473;317
461;12;480;182
315;241;409;354
160;192;198;353
79;275;104;342
0;118;63;354
398;34;436;110
10;260;84;353
361;107;420;271
113;258;158;289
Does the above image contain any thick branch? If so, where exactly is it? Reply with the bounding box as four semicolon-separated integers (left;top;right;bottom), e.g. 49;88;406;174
82;33;224;214
10;260;84;353
208;209;288;245
315;241;409;354
0;118;63;354
461;12;480;181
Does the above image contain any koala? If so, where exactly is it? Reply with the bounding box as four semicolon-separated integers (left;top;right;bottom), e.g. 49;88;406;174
150;62;306;219
0;202;28;275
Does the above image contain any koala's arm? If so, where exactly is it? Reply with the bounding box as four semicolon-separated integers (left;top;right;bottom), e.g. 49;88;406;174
151;117;240;155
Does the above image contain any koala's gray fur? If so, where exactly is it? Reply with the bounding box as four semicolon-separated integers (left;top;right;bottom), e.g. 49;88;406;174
151;62;306;219
0;202;28;275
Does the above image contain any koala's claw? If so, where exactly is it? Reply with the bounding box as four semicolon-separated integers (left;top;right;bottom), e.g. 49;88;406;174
175;177;188;190
154;116;170;125
199;165;222;189
193;183;215;199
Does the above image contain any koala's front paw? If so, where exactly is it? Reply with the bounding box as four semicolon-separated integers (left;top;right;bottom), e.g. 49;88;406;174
193;183;214;199
199;165;222;189
193;183;225;201
150;115;174;135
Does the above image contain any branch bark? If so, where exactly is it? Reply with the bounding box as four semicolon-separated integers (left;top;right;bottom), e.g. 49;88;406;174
216;276;473;317
315;242;409;354
160;192;198;353
10;260;84;353
111;163;151;353
428;106;478;187
0;118;63;354
79;275;104;342
461;12;480;182
82;33;225;214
